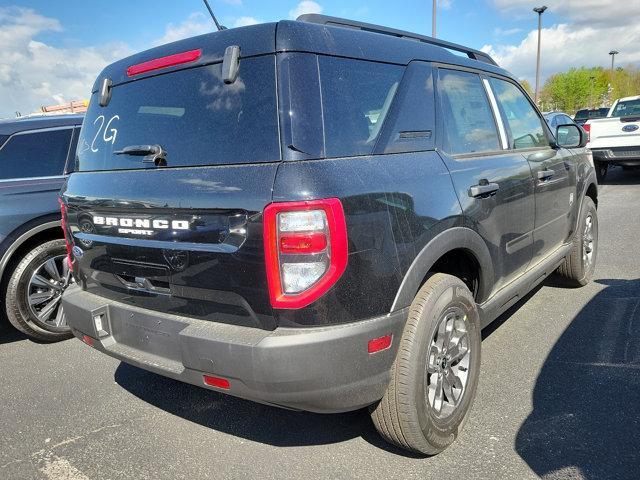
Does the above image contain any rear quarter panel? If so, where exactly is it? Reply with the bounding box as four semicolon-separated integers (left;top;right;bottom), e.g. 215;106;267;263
271;152;463;326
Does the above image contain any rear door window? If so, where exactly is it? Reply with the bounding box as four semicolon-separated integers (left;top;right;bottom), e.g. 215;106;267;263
488;78;549;150
0;128;72;180
318;57;403;157
438;69;501;155
77;55;280;171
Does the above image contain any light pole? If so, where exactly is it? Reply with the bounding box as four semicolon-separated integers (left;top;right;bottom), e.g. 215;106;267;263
533;6;547;106
609;50;619;74
432;0;437;38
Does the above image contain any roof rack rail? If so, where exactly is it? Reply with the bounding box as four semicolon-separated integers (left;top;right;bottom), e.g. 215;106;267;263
296;14;498;66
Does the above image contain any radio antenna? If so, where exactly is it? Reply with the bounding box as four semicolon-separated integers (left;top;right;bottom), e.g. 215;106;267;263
202;0;226;31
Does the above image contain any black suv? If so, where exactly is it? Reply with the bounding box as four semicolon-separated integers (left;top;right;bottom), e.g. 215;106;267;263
60;16;598;454
0;114;82;341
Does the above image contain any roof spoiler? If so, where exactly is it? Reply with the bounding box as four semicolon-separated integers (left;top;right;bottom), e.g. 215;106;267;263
297;14;498;66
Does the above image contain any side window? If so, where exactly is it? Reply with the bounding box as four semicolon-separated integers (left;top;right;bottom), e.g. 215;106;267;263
438;69;501;155
318;56;404;157
488;78;549;150
0;128;72;180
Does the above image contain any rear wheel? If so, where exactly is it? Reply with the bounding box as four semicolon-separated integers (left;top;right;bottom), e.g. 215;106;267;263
5;240;73;341
370;273;481;455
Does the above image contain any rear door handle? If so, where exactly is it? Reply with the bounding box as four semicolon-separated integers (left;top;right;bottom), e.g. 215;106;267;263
468;182;500;198
537;169;555;181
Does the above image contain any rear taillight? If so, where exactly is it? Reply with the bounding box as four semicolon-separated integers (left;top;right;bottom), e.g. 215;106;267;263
58;198;73;272
583;123;591;142
263;199;348;309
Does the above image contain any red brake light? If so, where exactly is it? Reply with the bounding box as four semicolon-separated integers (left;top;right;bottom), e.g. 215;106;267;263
263;198;348;309
279;232;328;254
583;123;591;142
126;49;202;77
58;198;73;272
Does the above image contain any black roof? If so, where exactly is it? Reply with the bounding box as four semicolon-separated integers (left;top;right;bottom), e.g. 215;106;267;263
0;114;84;136
93;17;512;91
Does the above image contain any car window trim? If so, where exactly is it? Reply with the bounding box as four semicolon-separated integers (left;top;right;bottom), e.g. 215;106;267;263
481;77;508;150
0;174;67;184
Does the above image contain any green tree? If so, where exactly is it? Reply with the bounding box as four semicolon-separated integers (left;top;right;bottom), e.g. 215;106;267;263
540;66;640;114
519;79;534;97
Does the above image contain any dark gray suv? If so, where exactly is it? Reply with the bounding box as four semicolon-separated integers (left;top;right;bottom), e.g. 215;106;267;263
0;114;82;341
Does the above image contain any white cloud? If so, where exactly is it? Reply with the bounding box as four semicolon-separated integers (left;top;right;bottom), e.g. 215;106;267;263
154;12;214;45
482;22;640;83
0;7;130;118
233;16;261;28
289;1;323;20
492;0;635;27
439;0;453;10
493;27;522;37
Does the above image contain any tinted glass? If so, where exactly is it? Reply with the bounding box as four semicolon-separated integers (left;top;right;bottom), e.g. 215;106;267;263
0;128;72;180
574;110;588;121
489;78;549;150
318;56;403;157
77;55;279;171
611;98;640;118
438;69;500;155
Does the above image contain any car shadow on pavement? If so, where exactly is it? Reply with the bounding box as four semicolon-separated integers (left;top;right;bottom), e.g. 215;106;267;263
0;326;27;344
600;166;640;186
516;278;640;479
114;361;423;457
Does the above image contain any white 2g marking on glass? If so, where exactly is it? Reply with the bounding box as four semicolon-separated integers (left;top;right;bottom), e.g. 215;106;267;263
91;114;120;153
103;115;119;145
91;115;105;153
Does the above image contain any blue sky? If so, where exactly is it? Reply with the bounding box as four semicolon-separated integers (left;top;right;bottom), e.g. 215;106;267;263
0;0;638;117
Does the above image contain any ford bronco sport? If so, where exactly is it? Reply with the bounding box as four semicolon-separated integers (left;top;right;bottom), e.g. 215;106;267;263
0;114;82;341
60;15;598;454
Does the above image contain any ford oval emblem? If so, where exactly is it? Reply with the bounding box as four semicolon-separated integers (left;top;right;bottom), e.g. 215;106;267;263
72;245;84;259
622;124;639;132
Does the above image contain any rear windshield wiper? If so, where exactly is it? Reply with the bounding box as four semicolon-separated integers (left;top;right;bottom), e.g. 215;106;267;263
114;144;167;166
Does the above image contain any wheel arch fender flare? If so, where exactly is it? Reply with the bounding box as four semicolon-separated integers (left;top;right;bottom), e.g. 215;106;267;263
390;227;494;311
0;218;62;284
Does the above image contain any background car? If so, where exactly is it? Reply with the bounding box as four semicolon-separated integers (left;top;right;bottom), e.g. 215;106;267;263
574;108;609;126
0;114;82;341
543;111;583;147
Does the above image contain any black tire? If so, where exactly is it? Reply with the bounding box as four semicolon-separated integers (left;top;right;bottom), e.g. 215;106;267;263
4;240;73;342
595;161;608;183
370;273;481;455
556;196;598;287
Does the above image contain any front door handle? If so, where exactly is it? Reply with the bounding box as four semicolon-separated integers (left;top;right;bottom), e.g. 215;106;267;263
469;182;500;198
537;169;555;181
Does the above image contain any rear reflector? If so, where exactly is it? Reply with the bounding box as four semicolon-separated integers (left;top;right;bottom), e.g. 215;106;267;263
58;198;73;272
82;335;94;347
203;375;230;390
127;49;202;77
368;335;392;353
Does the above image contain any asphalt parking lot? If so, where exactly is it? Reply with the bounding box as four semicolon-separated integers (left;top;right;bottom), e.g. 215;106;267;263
1;167;639;480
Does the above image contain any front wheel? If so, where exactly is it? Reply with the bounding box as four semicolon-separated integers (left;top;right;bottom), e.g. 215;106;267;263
4;240;73;341
370;273;481;455
556;196;598;287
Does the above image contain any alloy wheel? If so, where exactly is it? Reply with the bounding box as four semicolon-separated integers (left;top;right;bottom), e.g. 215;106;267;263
26;254;72;330
426;308;471;419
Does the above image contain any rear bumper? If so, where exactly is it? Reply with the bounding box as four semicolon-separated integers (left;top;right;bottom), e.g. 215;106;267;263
591;147;640;165
63;284;407;413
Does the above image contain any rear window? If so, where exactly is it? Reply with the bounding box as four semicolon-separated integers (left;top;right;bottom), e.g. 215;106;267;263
76;55;280;171
611;99;640;118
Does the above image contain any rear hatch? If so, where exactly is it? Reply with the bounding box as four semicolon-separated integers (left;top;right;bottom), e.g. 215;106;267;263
62;26;281;330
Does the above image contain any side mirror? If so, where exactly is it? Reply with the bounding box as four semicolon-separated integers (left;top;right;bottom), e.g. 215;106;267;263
556;124;586;148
